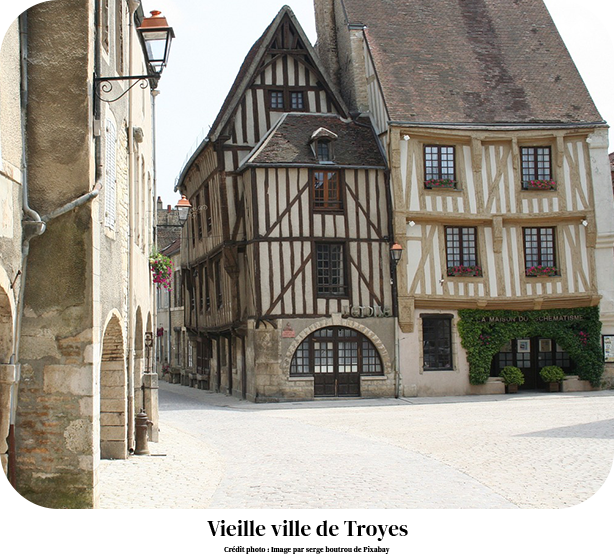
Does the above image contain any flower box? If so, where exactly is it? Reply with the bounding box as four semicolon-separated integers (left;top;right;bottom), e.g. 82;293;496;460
523;180;557;191
447;265;482;277
525;265;558;277
425;178;457;189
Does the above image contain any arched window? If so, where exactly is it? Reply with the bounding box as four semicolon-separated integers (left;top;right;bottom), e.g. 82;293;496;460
290;327;383;375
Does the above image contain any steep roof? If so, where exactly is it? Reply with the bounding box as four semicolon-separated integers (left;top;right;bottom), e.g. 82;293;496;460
208;5;347;142
340;0;604;126
242;113;386;168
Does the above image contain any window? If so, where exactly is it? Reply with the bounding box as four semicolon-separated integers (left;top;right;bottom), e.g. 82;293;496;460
424;145;455;186
313;171;342;211
195;193;202;240
316;243;346;297
521;147;552;186
290;327;383;376
104;118;117;229
421;315;453;370
198;267;204;312
203;183;212;233
270;90;284;109
204;265;210;311
445;227;481;276
523;227;557;276
290;91;304;110
316;140;332;162
214;259;223;308
174;271;183;307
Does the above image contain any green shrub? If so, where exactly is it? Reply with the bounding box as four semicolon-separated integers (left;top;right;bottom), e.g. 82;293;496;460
539;365;566;383
499;366;525;386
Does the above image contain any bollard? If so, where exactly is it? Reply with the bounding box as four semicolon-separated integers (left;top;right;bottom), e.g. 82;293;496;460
134;409;150;455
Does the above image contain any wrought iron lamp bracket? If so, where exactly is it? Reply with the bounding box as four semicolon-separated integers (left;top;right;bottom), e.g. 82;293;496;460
94;75;159;103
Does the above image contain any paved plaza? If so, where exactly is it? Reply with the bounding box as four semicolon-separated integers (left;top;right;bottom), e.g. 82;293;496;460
98;382;614;509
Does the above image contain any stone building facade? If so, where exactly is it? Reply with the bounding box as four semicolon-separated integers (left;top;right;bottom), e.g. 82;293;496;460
315;0;614;395
0;18;25;480
0;0;164;507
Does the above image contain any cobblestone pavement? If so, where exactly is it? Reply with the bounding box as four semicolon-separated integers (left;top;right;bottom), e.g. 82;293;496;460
98;383;614;509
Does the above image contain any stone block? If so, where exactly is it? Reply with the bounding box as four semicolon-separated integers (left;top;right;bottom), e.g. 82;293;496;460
469;378;505;395
100;370;126;387
100;398;125;413
100;385;125;400
100;412;124;426
101;441;127;460
44;364;93;396
100;425;126;441
562;376;595;392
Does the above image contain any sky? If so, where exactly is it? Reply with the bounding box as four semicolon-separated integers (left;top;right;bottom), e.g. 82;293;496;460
1;0;613;207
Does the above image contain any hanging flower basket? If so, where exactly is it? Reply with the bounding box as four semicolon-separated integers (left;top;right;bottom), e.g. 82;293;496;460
447;265;482;277
525;265;558;277
149;252;173;290
425;178;457;189
523;180;557;190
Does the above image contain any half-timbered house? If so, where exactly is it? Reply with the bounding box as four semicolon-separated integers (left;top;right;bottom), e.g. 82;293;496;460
175;6;395;400
315;0;614;395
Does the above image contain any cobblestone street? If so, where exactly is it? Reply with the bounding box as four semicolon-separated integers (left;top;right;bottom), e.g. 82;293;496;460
98;382;614;509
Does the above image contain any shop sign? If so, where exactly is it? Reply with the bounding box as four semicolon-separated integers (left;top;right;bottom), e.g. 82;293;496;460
479;314;585;324
281;323;295;338
343;305;392;318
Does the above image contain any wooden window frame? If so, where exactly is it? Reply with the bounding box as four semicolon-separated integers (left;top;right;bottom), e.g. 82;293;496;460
523;227;558;276
421;314;454;371
445;226;481;276
520;146;552;186
195;193;203;240
214;258;223;309
204;264;211;312
203;182;212;233
312;170;343;212
269;90;284;110
290;91;304;110
424;145;456;186
290;327;383;376
315;242;348;298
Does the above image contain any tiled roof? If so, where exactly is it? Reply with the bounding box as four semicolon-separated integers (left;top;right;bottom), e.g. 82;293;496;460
341;0;603;125
243;113;386;167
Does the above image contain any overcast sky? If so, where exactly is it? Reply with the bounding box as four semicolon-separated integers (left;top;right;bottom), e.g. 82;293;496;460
1;0;613;207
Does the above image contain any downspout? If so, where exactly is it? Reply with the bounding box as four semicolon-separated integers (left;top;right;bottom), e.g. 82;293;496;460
151;89;159;373
126;0;140;452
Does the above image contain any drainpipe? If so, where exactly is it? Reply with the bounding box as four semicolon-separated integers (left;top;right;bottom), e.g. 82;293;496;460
125;0;141;451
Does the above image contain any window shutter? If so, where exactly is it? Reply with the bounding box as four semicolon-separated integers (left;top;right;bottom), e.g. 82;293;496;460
105;118;117;229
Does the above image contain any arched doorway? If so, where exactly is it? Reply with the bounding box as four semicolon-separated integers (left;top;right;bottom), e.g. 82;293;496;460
289;326;384;397
0;285;14;475
491;337;575;389
100;314;127;459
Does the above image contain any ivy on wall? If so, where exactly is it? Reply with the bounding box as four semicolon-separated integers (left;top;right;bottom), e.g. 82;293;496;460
457;306;603;386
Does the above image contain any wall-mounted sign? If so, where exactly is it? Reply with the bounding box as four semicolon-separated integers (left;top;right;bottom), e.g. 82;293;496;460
603;335;614;363
480;314;585;324
281;323;295;338
342;305;392;318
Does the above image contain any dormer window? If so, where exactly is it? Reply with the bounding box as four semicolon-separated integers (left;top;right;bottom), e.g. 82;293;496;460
317;140;331;162
310;127;338;164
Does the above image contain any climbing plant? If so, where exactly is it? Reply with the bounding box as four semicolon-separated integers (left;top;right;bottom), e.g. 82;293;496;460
457;306;603;386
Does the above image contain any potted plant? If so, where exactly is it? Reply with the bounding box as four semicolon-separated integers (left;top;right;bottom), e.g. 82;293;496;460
447;265;483;277
525;265;558;277
539;365;566;392
425;178;457;189
523;179;557;191
499;366;524;393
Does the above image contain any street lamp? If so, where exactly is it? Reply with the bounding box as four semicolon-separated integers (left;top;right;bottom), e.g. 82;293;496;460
390;242;403;266
136;10;175;77
95;10;175;102
390;242;403;399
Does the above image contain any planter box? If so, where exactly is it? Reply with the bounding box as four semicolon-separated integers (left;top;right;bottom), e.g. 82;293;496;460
505;384;518;394
547;382;560;392
523;180;557;191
